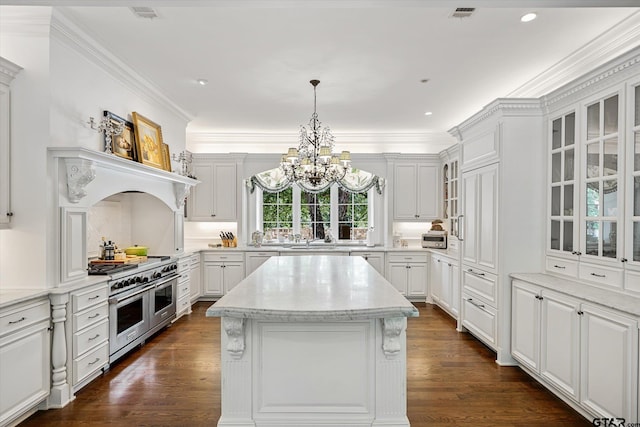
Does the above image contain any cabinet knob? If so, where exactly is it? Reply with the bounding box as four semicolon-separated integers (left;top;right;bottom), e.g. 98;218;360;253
414;214;419;218
6;212;13;217
211;213;216;217
577;310;584;316
621;258;628;263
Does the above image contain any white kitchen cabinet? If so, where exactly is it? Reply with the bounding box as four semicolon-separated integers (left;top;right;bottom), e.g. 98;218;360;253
386;253;428;298
202;252;245;297
511;278;638;420
69;283;109;391
580;303;638;421
392;162;439;220
188;159;237;221
245;251;278;276
430;252;459;318
350;251;385;276
454;99;545;365
176;256;192;319
0;297;50;426
189;253;201;304
461;163;498;272
0;57;21;229
545;64;640;294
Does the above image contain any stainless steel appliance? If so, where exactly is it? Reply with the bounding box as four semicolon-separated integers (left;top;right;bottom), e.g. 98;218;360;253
99;258;178;364
421;231;447;249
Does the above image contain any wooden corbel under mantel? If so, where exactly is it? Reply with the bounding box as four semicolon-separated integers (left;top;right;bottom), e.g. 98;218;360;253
49;147;200;209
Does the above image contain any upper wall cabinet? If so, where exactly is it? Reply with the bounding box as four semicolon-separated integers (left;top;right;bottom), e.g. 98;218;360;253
187;154;245;222
545;53;640;293
391;159;439;221
0;57;22;229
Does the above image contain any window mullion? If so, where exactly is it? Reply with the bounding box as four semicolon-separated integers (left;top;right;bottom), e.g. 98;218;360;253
330;185;338;239
293;185;301;235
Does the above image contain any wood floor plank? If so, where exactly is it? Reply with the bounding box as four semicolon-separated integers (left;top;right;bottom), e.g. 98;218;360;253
20;302;591;426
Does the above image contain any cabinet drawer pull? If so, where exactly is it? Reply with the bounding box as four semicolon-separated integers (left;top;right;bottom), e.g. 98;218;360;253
88;295;100;301
88;334;100;341
467;298;485;309
553;264;566;269
8;316;26;325
88;357;101;366
467;269;485;277
590;272;606;278
88;313;100;319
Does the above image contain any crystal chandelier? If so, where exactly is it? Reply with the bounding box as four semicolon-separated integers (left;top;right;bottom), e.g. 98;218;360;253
280;80;351;190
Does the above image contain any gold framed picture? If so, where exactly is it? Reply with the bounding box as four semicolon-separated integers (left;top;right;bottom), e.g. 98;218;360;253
104;111;137;161
161;143;172;172
132;112;164;169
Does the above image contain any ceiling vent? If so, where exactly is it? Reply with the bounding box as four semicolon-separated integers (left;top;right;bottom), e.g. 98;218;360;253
130;7;159;19
450;8;476;19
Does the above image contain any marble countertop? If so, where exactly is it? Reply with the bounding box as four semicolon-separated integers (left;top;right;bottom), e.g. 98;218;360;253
511;273;640;318
207;255;419;321
1;276;110;309
187;244;433;253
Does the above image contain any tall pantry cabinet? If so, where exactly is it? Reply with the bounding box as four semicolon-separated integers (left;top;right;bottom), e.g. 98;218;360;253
450;98;545;365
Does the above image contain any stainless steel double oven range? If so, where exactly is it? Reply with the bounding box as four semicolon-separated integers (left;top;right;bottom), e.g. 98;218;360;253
89;256;178;365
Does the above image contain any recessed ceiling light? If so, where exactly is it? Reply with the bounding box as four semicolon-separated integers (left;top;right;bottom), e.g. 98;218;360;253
196;79;208;86
424;111;433;116
521;12;537;23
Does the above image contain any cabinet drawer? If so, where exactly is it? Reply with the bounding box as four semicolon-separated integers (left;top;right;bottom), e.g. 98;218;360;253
546;256;578;277
72;284;108;312
461;294;497;349
177;294;191;314
177;281;191;299
387;253;428;263
73;303;108;332
190;254;200;265
578;263;623;289
73;319;108;357
73;342;109;385
0;299;49;338
462;268;497;307
203;253;244;262
177;271;190;283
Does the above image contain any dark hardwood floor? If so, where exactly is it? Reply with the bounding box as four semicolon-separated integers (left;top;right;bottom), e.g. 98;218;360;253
21;302;590;427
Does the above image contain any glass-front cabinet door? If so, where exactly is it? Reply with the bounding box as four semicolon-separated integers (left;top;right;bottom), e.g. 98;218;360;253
627;83;640;270
581;92;622;264
549;111;578;256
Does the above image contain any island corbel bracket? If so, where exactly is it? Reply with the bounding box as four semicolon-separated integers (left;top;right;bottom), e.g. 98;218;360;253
223;317;246;359
64;158;96;203
381;317;405;359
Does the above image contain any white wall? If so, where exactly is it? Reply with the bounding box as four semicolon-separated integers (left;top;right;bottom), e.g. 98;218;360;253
0;6;190;289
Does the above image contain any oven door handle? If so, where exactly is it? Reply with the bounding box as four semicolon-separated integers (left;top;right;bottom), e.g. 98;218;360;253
153;274;178;288
109;284;155;304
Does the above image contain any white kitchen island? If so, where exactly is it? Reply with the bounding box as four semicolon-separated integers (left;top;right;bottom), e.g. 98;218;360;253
206;255;418;427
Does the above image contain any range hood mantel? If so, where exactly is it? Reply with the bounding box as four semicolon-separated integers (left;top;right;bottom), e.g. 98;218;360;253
49;147;199;210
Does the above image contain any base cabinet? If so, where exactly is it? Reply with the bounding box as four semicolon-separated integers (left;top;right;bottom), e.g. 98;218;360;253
189;254;201;304
203;253;245;298
386;253;428;298
430;253;459;318
245;251;278;276
0;297;50;426
350;252;385;276
512;279;638;421
176;256;192;319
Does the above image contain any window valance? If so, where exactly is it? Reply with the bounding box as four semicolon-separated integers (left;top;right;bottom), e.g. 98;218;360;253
248;167;385;195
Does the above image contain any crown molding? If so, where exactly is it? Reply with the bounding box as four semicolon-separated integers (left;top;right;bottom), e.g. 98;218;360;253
508;11;640;98
187;131;455;145
49;8;194;123
448;98;542;139
4;1;640;6
0;6;52;36
0;57;23;85
541;46;640;114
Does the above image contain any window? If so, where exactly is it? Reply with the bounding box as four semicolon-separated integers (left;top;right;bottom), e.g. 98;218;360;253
301;188;330;240
338;188;368;240
259;185;371;242
262;187;293;238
